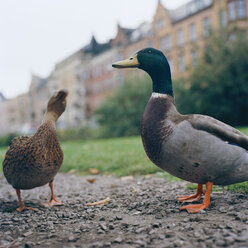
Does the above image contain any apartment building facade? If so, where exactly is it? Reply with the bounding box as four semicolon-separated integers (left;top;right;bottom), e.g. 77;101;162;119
152;0;248;78
0;0;247;135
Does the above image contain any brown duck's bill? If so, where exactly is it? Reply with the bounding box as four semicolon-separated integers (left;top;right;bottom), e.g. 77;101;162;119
112;54;139;68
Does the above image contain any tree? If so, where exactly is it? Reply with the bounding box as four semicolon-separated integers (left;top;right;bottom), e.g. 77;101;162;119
175;29;248;126
95;75;152;137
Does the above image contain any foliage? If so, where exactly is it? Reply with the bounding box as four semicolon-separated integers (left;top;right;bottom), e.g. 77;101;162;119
57;126;97;142
0;133;18;147
175;29;248;126
95;75;152;138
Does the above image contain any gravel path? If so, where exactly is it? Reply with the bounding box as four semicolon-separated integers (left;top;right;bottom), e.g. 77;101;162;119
0;173;247;248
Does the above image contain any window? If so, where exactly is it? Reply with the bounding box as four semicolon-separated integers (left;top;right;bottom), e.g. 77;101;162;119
203;17;210;36
228;0;246;21
177;29;184;46
191;50;198;66
92;66;102;78
228;1;236;20
160;35;172;51
167;58;173;73
165;35;172;51
155;19;165;30
229;33;236;40
237;0;246;18
190;23;197;41
159;36;166;50
83;70;90;80
178;55;185;72
148;40;153;48
220;10;227;27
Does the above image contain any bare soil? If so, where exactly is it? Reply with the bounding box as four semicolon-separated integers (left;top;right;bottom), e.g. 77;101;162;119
0;173;247;248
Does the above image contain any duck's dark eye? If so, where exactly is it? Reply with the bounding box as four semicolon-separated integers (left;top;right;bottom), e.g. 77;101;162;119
130;57;133;60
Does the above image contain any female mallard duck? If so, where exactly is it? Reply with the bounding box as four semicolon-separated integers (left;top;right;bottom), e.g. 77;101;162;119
112;48;248;213
3;90;68;212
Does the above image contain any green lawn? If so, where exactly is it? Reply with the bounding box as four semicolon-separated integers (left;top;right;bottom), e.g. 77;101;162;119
0;136;162;176
0;127;248;193
60;136;162;176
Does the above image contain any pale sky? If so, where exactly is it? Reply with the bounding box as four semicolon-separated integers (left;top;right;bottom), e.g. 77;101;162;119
0;0;189;99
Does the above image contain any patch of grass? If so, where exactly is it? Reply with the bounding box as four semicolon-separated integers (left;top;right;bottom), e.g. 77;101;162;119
186;184;223;192
226;181;248;193
187;181;248;194
61;136;162;176
0;147;6;172
238;126;248;135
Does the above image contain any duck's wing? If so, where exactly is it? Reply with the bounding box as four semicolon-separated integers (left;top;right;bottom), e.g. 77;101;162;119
187;114;248;150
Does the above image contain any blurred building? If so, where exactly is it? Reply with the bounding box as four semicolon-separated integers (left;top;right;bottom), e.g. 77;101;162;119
0;93;30;134
152;0;248;78
0;0;247;135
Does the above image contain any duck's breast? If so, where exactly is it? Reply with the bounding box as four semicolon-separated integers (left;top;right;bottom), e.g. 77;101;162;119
141;95;174;165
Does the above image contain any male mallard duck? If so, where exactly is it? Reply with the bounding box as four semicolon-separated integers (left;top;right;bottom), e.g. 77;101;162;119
112;48;248;213
3;90;68;212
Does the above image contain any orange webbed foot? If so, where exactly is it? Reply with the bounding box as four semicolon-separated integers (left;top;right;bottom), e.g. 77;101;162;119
180;203;209;213
177;184;204;202
16;206;38;212
177;193;203;202
180;182;213;214
41;198;63;208
41;181;63;207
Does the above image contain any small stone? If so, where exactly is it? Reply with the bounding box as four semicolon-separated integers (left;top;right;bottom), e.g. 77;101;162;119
216;240;225;246
68;235;78;242
109;224;114;230
113;237;123;243
174;239;184;247
219;207;227;213
224;236;235;245
24;242;35;248
100;224;107;231
115;215;122;220
235;235;247;242
22;231;33;237
165;231;174;238
134;239;146;246
155;213;163;219
152;223;160;228
149;230;156;235
194;231;201;238
135;227;145;234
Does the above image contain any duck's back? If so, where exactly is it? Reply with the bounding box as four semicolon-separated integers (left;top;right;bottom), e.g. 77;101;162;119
3;123;63;189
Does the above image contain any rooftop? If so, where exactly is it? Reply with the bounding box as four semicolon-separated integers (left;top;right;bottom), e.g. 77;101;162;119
168;0;213;23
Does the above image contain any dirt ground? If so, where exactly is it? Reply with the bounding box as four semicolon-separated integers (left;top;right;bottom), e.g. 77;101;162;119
0;173;247;248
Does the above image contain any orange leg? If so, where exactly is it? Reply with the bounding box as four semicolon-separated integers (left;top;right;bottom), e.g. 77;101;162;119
16;189;38;212
177;184;204;202
41;181;63;207
180;182;213;213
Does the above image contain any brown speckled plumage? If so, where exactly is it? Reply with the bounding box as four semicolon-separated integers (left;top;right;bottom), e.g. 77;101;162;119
3;122;63;189
2;90;68;211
